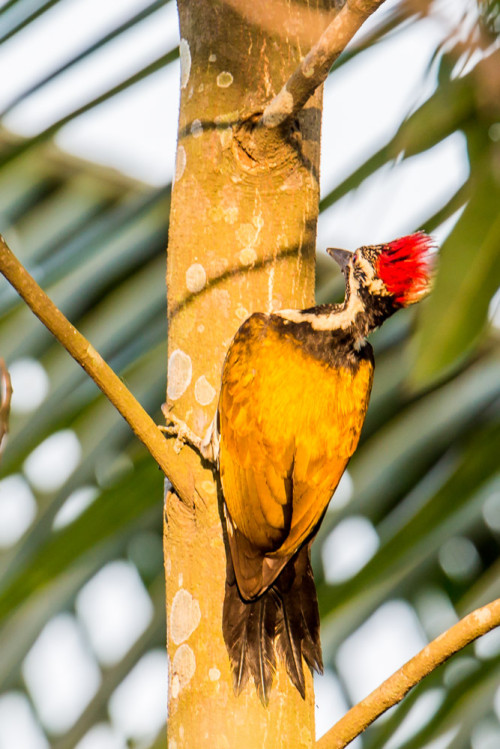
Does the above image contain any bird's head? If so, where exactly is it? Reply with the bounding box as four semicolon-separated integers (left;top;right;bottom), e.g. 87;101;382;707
328;232;436;311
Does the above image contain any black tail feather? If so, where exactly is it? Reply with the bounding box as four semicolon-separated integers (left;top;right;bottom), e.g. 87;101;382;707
223;545;322;702
223;562;277;703
274;584;306;698
275;544;323;695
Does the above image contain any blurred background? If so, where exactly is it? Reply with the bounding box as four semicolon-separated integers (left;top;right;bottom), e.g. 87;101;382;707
0;0;499;747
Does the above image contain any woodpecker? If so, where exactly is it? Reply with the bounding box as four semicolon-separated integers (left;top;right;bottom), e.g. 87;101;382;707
218;232;435;702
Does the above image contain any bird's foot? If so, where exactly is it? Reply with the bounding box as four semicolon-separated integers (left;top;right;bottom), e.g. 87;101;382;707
159;408;199;455
160;404;218;464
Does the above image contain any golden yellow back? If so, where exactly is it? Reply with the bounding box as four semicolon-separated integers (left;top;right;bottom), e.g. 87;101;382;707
219;313;373;597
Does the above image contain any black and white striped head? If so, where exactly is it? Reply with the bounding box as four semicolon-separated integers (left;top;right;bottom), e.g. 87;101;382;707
328;232;436;309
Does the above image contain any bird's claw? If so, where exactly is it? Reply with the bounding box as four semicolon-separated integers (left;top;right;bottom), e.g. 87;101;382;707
160;403;218;462
160;405;200;454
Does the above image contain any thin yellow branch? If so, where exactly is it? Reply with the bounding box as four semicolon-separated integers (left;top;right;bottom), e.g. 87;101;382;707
316;598;500;749
0;236;173;476
262;0;387;128
0;357;12;460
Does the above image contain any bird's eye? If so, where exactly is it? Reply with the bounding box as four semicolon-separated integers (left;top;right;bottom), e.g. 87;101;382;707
352;252;357;262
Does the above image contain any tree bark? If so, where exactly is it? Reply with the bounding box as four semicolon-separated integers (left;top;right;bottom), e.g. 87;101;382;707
164;1;333;745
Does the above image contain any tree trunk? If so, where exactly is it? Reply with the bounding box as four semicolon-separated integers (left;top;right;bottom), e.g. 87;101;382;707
165;2;330;745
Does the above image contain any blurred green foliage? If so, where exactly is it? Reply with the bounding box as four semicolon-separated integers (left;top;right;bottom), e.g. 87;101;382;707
0;0;499;747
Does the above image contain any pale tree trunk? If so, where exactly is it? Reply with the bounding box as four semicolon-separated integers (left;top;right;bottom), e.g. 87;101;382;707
164;1;332;746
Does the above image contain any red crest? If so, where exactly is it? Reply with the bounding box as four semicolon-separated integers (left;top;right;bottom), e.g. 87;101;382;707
376;232;436;306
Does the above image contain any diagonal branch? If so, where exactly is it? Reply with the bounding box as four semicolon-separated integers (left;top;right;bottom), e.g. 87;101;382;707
0;236;173;476
262;0;387;128
316;598;500;748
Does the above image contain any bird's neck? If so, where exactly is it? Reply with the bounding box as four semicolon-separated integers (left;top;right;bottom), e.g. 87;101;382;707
277;281;393;342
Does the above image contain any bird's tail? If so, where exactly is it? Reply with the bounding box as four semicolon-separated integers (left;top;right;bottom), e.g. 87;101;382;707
222;545;323;704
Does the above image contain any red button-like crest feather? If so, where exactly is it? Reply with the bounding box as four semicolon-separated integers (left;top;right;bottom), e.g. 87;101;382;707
376;232;435;306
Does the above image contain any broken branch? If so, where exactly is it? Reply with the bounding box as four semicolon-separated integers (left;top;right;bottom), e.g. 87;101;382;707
262;0;387;128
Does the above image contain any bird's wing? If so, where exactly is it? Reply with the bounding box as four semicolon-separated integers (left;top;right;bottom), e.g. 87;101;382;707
219;313;373;595
219;314;295;554
280;356;373;556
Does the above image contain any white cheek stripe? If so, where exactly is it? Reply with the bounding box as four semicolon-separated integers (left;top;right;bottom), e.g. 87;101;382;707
276;277;365;332
276;297;363;331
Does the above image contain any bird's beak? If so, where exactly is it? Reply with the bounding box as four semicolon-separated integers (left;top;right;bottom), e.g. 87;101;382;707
326;247;352;273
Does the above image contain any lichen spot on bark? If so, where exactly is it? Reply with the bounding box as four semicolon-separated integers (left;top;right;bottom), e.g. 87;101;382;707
179;39;191;89
167;350;192;401
194;376;216;406
185;263;206;293
474;607;493;626
209;667;221;681
302;57;316;78
223;205;239;224
239;247;257;266
172;644;196;694
236;217;263;253
175;145;186;182
191;119;203;138
217;71;233;88
171;588;201;645
235;305;249;321
171;674;180;699
85;343;104;366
